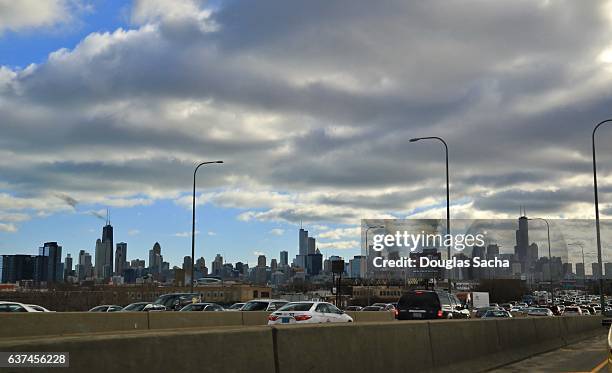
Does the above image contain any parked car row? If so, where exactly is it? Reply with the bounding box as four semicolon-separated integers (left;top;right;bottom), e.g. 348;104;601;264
0;301;53;312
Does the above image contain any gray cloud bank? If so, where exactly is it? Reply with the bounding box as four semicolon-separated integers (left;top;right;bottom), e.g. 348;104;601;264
1;0;612;231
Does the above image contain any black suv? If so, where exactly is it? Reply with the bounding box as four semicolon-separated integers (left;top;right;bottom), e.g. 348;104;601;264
396;290;468;320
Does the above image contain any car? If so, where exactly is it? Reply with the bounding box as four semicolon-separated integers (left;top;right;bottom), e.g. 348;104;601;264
584;306;596;315
473;306;501;318
489;303;500;308
481;310;512;318
267;301;353;325
241;299;288;312
563;306;583;316
396;290;469;320
509;306;523;313
0;301;40;312
226;302;245;311
527;308;553;317
179;302;224;312
500;303;512;311
345;306;363;311
371;303;396;311
26;304;54;312
152;293;201;311
88;305;123;312
546;305;562;316
121;302;166;312
362;306;385;311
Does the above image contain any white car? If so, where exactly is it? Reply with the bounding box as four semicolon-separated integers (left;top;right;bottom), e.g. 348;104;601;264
0;301;40;312
563;306;583;316
267;301;353;325
527;308;553;317
241;299;289;312
27;304;54;312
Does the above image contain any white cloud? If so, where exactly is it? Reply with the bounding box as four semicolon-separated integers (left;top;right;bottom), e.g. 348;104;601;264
269;228;284;236
207;231;216;236
128;229;140;236
0;223;17;232
0;0;74;34
317;240;359;250
174;230;198;237
318;227;360;240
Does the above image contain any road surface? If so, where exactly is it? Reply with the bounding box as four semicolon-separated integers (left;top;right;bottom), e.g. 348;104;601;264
494;333;608;372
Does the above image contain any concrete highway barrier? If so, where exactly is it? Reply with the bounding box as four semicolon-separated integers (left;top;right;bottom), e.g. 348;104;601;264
0;311;395;338
0;326;275;373
0;312;149;338
147;310;243;330
0;315;604;373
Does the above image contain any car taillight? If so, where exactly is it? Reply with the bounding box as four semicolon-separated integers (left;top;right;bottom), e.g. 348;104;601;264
437;310;443;318
268;315;279;321
394;309;399;318
294;314;312;321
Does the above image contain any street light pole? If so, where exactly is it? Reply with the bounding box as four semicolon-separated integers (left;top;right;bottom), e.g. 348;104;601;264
410;136;451;293
529;218;552;293
593;119;612;313
364;225;384;305
191;160;223;293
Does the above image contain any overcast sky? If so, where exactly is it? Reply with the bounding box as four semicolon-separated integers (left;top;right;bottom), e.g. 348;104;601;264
1;0;612;267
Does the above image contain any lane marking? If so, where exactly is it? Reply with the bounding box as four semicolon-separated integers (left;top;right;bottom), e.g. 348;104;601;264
590;358;608;373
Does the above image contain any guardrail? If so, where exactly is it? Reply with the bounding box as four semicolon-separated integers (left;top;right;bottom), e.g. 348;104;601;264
0;316;604;373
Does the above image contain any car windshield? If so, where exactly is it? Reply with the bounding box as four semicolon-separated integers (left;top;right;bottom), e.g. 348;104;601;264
242;301;269;311
278;303;313;312
229;304;244;309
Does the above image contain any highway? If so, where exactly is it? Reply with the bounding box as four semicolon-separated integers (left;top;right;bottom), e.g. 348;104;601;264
495;332;608;373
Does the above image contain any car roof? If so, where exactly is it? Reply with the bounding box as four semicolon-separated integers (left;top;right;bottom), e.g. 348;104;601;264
246;299;288;302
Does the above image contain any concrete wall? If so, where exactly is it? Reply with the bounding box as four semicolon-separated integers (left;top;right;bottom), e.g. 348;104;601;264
0;316;604;373
273;316;605;373
0;311;393;338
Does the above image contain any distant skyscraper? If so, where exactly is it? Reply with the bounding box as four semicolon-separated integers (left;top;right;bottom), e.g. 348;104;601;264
77;250;93;281
102;212;113;275
148;242;162;273
115;242;127;276
0;254;36;283
299;228;308;256
258;255;267;267
95;238;112;279
183;256;192;286
280;251;288;266
39;242;62;283
270;258;278;271
64;253;73;279
606;263;612;279
592;263;602;280
306;249;323;276
576;262;585;279
308;237;316;255
514;216;529;263
212;254;223;276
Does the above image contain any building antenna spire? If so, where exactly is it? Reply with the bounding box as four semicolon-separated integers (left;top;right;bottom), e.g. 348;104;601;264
106;208;110;225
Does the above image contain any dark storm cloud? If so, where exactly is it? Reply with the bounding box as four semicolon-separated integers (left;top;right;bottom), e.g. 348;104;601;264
1;0;612;224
